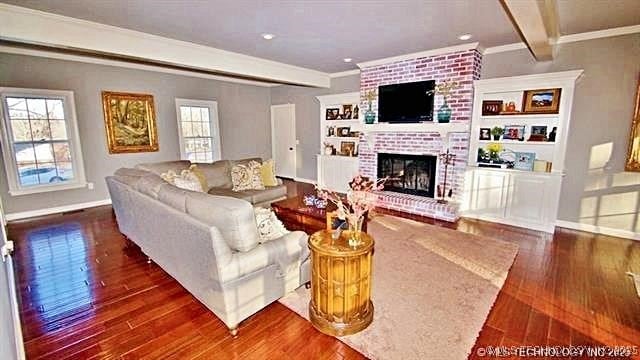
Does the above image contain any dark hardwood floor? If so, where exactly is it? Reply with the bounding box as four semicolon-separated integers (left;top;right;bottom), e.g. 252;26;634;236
7;181;640;359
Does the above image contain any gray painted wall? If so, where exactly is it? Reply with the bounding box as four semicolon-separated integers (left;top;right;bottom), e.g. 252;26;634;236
483;34;640;232
0;53;272;214
270;74;360;180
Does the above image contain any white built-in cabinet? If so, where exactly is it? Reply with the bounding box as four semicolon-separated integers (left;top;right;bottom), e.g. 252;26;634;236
462;70;583;233
316;92;361;192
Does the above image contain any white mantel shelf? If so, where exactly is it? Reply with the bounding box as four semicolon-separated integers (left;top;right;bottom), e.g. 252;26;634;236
351;122;469;137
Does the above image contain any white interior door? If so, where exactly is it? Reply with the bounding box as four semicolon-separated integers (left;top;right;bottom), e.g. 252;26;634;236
271;104;297;178
0;197;24;360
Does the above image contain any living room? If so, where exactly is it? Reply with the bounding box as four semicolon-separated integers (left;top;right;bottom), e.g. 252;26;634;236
0;1;639;359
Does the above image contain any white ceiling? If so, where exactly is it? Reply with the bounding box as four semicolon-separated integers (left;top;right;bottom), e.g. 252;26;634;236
1;0;639;73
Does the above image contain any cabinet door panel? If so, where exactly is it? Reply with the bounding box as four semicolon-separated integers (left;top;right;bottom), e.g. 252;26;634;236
506;176;546;224
470;171;508;217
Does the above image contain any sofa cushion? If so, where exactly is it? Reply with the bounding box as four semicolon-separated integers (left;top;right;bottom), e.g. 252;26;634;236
231;157;262;166
157;184;188;212
208;185;287;204
114;167;150;177
240;185;288;204
195;160;232;189
135;160;191;176
185;192;260;252
207;187;253;202
135;174;167;199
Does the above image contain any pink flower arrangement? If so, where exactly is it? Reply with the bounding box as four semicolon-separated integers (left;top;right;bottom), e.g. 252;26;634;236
316;175;386;237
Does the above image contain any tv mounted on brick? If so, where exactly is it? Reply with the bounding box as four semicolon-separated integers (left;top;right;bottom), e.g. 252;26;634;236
377;80;436;123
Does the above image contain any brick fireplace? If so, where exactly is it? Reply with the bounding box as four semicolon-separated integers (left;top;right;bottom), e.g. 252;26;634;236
357;46;482;221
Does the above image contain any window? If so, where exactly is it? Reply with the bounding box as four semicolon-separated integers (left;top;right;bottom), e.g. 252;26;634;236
175;99;221;163
0;88;86;195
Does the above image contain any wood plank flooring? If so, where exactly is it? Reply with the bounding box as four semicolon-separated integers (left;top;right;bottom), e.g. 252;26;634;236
7;181;640;359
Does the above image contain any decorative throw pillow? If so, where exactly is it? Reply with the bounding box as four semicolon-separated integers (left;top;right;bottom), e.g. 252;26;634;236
161;169;205;192
189;164;209;191
260;159;279;187
231;160;265;191
254;207;289;243
160;170;178;184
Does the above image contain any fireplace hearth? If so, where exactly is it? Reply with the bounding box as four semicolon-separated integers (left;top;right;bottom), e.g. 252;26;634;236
377;153;437;198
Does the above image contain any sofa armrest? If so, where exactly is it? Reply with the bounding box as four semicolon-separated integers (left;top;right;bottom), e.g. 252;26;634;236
277;177;284;186
218;231;309;283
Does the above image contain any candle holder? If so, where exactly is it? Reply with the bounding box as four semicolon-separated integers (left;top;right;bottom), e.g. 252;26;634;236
437;149;456;204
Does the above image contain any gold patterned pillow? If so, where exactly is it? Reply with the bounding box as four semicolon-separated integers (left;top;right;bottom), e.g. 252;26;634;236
232;160;265;191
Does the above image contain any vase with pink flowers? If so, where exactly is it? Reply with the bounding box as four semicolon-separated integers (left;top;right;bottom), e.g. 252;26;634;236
317;175;386;247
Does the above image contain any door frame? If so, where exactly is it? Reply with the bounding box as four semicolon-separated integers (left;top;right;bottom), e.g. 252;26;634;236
0;197;25;360
270;104;297;178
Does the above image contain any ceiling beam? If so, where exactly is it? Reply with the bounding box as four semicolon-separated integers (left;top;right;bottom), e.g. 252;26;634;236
500;0;559;61
0;4;330;88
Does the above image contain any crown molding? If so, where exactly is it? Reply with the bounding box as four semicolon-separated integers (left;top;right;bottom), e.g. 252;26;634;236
328;69;361;78
0;45;280;87
0;3;330;88
356;42;480;69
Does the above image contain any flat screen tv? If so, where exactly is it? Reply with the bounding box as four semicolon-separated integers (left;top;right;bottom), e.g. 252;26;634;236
378;80;435;123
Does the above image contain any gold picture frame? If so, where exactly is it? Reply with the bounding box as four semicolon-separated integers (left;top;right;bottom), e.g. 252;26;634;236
522;88;562;114
625;76;640;171
102;91;158;154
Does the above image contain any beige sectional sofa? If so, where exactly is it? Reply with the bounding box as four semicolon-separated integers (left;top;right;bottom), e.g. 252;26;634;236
105;158;309;335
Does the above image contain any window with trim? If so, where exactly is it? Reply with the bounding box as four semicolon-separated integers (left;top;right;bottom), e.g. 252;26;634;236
175;99;221;163
0;88;86;195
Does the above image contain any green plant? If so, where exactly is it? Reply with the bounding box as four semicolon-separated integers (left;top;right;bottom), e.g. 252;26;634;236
426;80;459;103
491;126;505;137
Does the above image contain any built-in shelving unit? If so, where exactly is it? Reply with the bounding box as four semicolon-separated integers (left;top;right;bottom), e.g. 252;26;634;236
462;70;583;233
316;92;361;192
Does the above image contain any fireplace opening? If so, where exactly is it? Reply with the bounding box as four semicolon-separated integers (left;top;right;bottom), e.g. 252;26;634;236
377;153;437;198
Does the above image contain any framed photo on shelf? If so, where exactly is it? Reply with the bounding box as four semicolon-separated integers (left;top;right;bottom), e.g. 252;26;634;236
341;104;353;119
528;125;548;141
479;128;491;140
503;125;525;140
481;100;503;116
522;88;561;114
514;152;535;171
326;108;340;120
337;127;351;137
340;141;356;156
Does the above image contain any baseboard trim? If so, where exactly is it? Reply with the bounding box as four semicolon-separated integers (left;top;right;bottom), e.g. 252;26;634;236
5;198;112;222
555;220;640;241
294;177;317;185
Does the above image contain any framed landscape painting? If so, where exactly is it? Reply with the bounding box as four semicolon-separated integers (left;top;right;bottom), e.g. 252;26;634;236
625;76;640;171
102;91;159;153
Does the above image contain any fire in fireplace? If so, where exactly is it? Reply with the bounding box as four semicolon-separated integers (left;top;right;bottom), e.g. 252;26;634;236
377;153;437;198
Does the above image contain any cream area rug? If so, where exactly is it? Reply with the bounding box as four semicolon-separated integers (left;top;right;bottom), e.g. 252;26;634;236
279;214;519;360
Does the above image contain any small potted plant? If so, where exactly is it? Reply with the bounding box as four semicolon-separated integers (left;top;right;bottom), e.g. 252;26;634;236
486;143;503;162
364;90;376;124
491;126;504;141
427;80;459;123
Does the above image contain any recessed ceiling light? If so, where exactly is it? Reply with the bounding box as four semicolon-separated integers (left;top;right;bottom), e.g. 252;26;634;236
261;33;275;40
458;34;472;41
343;58;353;63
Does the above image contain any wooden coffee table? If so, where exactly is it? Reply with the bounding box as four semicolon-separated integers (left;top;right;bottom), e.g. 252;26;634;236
272;195;369;235
271;196;335;234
